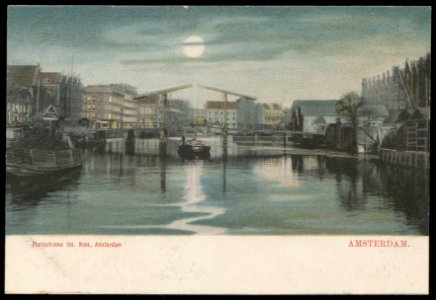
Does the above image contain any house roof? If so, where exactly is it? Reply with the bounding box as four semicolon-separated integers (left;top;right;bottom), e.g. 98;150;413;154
408;109;428;121
84;85;125;96
7;65;40;87
40;72;62;85
383;110;411;125
205;101;236;109
357;104;389;119
134;94;159;104
291;100;338;116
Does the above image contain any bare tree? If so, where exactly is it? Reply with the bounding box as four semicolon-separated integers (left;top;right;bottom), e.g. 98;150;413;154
336;91;362;153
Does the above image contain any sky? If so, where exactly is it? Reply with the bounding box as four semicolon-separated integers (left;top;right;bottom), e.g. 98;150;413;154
7;6;431;108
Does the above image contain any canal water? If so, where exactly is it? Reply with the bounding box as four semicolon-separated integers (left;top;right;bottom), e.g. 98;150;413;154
6;138;429;235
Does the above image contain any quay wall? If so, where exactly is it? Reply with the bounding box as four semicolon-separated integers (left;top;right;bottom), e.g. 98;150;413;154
379;148;429;169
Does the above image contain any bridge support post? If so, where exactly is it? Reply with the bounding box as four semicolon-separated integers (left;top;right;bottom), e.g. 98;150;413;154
159;93;167;158
283;131;287;148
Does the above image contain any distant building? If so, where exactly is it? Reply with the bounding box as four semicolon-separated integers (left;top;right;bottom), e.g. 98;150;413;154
192;108;206;126
263;103;283;128
290;100;338;133
255;103;265;128
135;95;159;128
84;85;125;128
7;64;41;124
205;101;237;129
236;97;257;129
134;94;192;129
165;99;192;127
110;83;138;128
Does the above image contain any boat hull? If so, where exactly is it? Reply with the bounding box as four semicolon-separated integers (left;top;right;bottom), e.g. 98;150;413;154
6;163;83;177
177;144;210;159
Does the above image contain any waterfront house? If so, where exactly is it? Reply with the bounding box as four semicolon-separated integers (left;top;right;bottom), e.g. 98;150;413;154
378;110;411;148
290;100;339;133
7;64;41;125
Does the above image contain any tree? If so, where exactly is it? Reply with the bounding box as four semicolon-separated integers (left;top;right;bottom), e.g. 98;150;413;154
78;117;90;127
336;91;362;153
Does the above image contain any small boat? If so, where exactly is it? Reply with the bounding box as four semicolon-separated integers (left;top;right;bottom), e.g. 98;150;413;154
177;139;211;159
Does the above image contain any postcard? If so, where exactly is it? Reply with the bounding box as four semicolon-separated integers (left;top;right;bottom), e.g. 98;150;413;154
5;5;430;294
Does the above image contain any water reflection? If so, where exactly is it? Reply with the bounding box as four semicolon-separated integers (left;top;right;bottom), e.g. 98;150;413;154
222;155;227;192
378;164;429;234
6;168;82;209
5;150;429;235
160;154;166;192
253;155;300;187
162;161;226;234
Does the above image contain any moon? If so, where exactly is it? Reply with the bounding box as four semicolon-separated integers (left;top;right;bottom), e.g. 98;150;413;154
182;36;205;58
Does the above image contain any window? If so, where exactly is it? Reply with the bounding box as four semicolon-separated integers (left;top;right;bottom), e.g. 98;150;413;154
109;96;113;102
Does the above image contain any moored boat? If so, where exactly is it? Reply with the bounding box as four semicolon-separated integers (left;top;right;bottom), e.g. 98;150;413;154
6;148;83;177
177;139;211;159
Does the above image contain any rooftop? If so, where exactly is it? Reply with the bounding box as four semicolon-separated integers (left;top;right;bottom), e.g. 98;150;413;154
357;103;389;119
383;109;411;125
7;65;40;87
205;101;236;110
291;100;338;116
40;72;62;85
84;85;125;96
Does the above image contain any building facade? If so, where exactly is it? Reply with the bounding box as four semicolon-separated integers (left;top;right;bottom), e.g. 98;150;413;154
7;64;41;125
205;101;237;129
255;103;265;128
235;97;257;129
40;72;83;121
192;108;207;126
135;95;159;128
110;84;138;128
134;95;192;129
7;65;83;125
263;103;283;128
84;85;125;128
